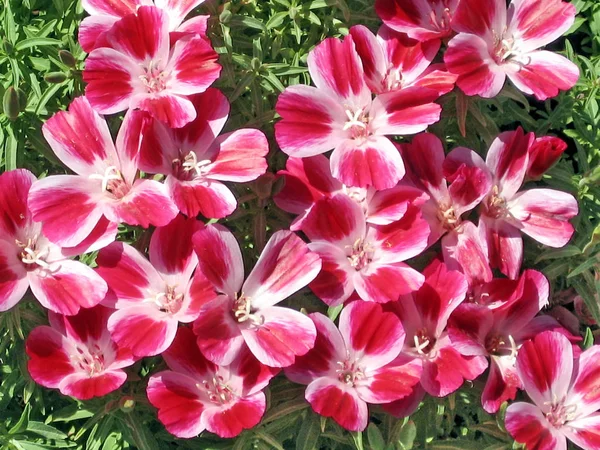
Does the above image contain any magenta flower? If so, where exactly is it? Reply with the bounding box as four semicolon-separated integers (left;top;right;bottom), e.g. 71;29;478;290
303;193;430;306
192;225;322;367
275;34;442;190
95;215;215;357
28;96;178;249
400;133;493;285
505;331;600;450
274;154;427;231
526;136;568;181
79;0;209;52
285;301;422;432
445;128;578;279
0;169;108;315
349;25;457;96
26;305;136;400
444;0;579;99
83;6;221;128
138;88;269;219
375;0;460;42
147;327;278;439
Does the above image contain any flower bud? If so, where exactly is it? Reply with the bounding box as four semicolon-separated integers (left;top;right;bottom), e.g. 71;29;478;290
3;87;20;120
219;9;232;24
58;50;77;68
119;396;136;413
526;136;567;180
44;72;68;84
254;172;275;200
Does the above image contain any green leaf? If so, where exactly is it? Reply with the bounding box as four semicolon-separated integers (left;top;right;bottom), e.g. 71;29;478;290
351;431;364;450
295;412;320;450
26;421;69;440
583;327;594;349
398;420;416;450
367;423;385;450
8;403;31;434
121;413;160;450
15;38;62;51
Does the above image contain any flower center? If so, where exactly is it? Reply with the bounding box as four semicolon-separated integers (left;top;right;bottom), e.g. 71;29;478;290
383;67;403;92
483;186;508;219
336;358;365;387
413;328;436;357
545;402;578;428
149;285;184;315
437;202;459;231
89;166;129;199
492;33;530;67
346;238;373;271
71;343;105;377
140;61;168;94
485;334;518;360
342;185;367;205
15;236;56;274
232;294;264;326
343;107;370;140
429;2;452;33
200;375;235;405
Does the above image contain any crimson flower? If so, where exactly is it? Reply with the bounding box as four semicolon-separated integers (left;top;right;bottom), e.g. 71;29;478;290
285;301;422;432
138;88;269;219
444;0;579;99
505;331;600;450
0;169;108;315
83;6;221;128
192;225;322;367
28;96;178;249
26;305;136;400
275;34;441;190
147;327;278;439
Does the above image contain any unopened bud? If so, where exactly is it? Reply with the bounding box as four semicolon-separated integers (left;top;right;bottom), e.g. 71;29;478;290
58;50;77;68
3;87;20;120
219;9;232;24
254;172;275;200
44;72;68;84
251;57;261;72
119;397;136;413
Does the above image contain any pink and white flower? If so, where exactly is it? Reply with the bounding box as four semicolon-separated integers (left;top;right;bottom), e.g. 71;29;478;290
285;301;422;432
303;193;429;306
26;305;136;400
95;215;215;357
375;0;460;42
192;225;322;367
274;154;428;231
445;128;578;279
147;327;278;439
79;0;209;52
444;0;579;99
505;331;600;450
349;25;457;96
275;34;442;189
0;169;109;315
138;88;269;219
83;6;221;128
28;96;178;249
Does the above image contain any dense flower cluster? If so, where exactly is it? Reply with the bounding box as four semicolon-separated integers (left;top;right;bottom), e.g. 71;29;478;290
0;0;597;447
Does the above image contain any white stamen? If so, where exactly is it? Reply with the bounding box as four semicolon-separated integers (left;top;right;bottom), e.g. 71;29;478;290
89;166;122;192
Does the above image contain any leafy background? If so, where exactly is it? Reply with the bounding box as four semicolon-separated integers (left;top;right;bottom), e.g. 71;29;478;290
0;0;599;448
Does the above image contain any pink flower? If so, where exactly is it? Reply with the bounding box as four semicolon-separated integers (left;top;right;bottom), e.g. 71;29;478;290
0;169;109;315
445;128;578;279
285;301;422;432
505;331;600;450
275;34;442;190
274;154;428;231
26;305;136;400
448;270;574;413
147;327;278;439
303;193;430;306
349;25;457;96
28;96;178;249
400;133;493;285
192;226;322;367
526;136;568;180
79;0;209;52
444;0;579;100
95;215;216;357
83;6;221;128
385;260;487;402
375;0;460;42
138;88;269;219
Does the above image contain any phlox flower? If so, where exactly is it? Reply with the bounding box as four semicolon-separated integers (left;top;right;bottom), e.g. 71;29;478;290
349;25;457;96
303;193;430;306
147;327;278;439
505;331;600;450
192;226;322;368
83;6;221;128
26;305;136;400
444;0;579;99
375;0;460;42
285;301;422;432
445;128;578;279
95;215;215;357
275;34;442;190
138;88;269;219
274;154;427;231
79;0;209;52
448;270;575;413
28;96;178;249
400;133;493;285
0;169;108;315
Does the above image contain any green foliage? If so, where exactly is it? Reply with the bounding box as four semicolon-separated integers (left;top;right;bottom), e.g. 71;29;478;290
0;0;599;449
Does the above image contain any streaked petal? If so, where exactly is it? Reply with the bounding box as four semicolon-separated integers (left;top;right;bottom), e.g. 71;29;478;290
505;402;566;450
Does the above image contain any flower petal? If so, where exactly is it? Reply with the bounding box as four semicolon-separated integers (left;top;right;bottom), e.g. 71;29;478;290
355;263;424;302
307;241;355;307
167;177;237;219
26;326;74;388
153;0;206;29
0;241;29;312
59;370;127;400
505;402;567;450
149;214;199;280
203;392;266;438
479;216;523;280
564;414;600;450
130;93;197;129
356;356;422;404
167;36;221;96
569;345;600;417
